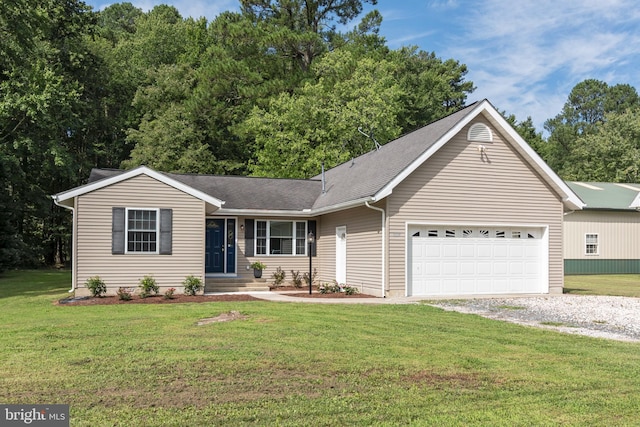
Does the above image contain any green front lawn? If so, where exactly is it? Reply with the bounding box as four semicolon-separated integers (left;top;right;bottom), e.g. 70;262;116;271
565;274;640;297
1;270;640;426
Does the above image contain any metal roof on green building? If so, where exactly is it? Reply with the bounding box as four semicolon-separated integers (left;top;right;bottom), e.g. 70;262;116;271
565;181;640;210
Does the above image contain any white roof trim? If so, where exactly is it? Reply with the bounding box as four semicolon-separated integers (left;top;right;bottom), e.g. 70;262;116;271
52;166;224;208
629;192;640;209
374;100;585;210
220;197;375;217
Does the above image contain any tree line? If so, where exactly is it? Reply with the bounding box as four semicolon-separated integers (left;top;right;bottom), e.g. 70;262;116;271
1;0;638;270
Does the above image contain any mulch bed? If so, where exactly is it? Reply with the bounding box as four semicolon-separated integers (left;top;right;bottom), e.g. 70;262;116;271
57;294;260;306
57;289;377;305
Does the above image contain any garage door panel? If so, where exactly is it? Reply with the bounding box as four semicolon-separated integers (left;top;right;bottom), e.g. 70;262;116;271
493;279;510;293
509;262;524;274
412;261;424;277
459;262;476;275
460;279;476;293
493;245;508;258
525;245;539;257
426;262;441;274
425;244;440;257
493;262;508;275
409;226;546;296
477;279;492;293
459;244;475;257
525;262;539;274
443;244;458;257
509;245;524;257
477;244;492;258
443;262;458;275
477;262;492;275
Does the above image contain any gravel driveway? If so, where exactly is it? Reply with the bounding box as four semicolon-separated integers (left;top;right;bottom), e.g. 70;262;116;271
428;295;640;342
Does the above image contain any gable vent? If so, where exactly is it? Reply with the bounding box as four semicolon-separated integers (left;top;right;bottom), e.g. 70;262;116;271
467;123;493;142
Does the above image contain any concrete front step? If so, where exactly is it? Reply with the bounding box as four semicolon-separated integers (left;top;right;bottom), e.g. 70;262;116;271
205;277;270;293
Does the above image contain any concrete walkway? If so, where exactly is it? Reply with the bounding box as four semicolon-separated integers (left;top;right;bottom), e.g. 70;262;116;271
207;290;559;304
243;291;425;304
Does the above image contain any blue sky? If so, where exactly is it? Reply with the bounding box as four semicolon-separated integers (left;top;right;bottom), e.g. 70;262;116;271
85;0;640;134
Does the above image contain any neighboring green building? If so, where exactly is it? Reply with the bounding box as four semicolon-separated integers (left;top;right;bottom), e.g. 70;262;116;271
564;182;640;274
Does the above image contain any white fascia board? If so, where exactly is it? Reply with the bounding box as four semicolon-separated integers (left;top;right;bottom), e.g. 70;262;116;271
374;101;488;201
52;166;224;208
309;197;375;216
217;209;313;218
218;197;374;217
480;106;585;211
629;192;640;209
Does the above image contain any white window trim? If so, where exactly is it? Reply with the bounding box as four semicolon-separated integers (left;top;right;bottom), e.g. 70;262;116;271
585;233;599;256
125;207;160;254
255;220;308;256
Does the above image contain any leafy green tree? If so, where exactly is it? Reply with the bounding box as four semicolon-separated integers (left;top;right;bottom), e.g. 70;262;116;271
245;49;403;178
544;79;640;176
563;109;640;182
389;46;474;132
122;65;216;173
96;2;142;44
240;0;377;72
1;0;99;267
502;112;547;159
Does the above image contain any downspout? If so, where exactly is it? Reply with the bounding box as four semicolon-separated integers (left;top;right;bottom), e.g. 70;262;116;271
365;201;386;298
52;196;76;293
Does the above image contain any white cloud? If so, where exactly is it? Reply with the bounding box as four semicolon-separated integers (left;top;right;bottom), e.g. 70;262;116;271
443;0;640;133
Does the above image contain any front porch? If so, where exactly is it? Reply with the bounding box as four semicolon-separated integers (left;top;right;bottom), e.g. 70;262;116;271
204;277;270;293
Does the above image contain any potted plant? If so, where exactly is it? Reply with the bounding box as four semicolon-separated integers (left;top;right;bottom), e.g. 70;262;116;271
250;261;267;278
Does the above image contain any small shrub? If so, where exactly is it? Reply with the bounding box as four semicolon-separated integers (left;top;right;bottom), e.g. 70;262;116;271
343;285;359;295
164;287;176;300
290;270;303;288
85;276;106;297
318;281;359;295
182;275;203;296
117;287;133;301
138;275;159;298
319;282;340;294
303;268;318;287
271;267;286;287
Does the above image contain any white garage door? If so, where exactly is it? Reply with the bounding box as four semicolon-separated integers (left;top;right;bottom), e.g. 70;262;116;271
408;226;547;296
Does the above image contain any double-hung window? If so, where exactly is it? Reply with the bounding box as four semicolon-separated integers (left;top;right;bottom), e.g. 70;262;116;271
585;233;599;255
255;220;307;255
126;208;159;253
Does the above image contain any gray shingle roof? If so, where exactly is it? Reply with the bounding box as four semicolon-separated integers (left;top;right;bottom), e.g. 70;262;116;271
88;169;322;211
86;103;481;212
312;103;478;209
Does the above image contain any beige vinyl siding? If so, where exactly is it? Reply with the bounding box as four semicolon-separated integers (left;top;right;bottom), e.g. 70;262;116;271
387;118;565;296
75;174;205;296
318;205;383;295
235;216;318;284
564;211;640;259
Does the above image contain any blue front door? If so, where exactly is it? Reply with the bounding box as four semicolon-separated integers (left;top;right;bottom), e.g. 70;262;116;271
206;219;236;274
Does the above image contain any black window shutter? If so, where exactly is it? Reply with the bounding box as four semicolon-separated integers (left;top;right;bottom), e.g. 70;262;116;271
245;219;254;257
112;207;125;254
159;209;173;255
308;220;317;257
